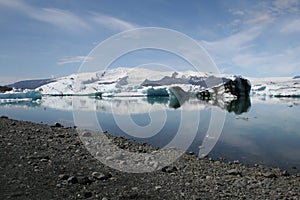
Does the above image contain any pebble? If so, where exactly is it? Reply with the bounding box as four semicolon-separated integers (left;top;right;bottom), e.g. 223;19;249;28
282;170;290;176
233;160;240;164
155;185;162;190
82;131;92;137
91;172;112;180
131;187;138;191
53;122;63;128
162;166;177;173
227;169;242;176
83;191;92;198
67;176;78;184
78;177;93;185
58;174;69;180
262;172;277;178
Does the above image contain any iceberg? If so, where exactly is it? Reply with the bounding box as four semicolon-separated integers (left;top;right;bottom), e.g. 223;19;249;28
147;88;169;97
0;90;42;100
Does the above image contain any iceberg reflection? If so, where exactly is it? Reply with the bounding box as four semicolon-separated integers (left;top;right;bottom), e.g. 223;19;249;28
0;95;251;115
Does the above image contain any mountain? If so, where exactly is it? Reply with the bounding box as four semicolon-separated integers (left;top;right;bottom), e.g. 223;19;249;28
7;78;56;89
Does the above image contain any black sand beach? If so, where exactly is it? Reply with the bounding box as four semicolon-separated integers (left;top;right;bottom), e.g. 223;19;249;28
1;117;300;199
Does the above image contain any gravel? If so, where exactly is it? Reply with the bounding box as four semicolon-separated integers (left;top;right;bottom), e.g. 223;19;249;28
1;117;300;199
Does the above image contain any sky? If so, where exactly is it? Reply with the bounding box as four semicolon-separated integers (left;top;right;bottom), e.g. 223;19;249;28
0;0;300;85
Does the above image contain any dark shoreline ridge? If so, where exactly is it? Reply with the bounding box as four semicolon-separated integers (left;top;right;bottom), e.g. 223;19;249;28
1;117;300;199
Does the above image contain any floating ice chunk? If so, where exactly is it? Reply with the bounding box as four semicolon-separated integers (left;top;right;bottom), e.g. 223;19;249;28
147;88;169;97
0;90;42;100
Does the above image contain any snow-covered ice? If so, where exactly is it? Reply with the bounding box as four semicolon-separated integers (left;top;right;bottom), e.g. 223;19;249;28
36;67;300;98
37;67;241;98
0;89;42;100
249;76;300;98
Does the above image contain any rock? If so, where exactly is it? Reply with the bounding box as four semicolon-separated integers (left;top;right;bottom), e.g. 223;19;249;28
53;122;63;128
40;158;49;162
227;169;242;176
233;160;240;164
58;174;69;180
162;166;177;173
82;131;92;137
42;155;50;160
78;177;93;185
0;115;8;119
282;170;290;176
56;134;65;138
155;185;162;190
262;172;277;178
131;187;138;191
67;176;78;184
83;191;92;198
91;172;112;180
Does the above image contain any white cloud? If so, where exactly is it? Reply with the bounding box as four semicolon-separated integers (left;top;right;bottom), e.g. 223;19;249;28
230;10;245;16
201;26;262;63
280;18;300;33
232;46;300;75
245;12;275;26
0;0;138;32
30;8;89;31
273;0;300;13
91;12;137;31
57;56;94;65
201;23;300;76
0;0;89;31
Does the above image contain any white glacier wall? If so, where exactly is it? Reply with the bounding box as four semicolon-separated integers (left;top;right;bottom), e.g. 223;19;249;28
35;67;300;98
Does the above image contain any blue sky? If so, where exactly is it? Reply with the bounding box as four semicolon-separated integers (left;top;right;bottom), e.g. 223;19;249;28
0;0;300;85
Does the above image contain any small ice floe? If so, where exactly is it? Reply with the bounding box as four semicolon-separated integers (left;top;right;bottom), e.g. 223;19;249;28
0;89;42;100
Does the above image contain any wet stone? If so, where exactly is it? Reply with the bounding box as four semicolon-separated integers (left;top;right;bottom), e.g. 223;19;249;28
162;166;177;173
83;191;92;198
82;131;92;137
67;176;78;184
78;177;93;185
227;169;242;176
58;174;69;180
53;122;63;128
262;172;277;178
91;172;112;180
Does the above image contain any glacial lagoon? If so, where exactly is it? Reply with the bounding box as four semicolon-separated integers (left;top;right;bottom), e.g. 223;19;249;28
1;95;300;173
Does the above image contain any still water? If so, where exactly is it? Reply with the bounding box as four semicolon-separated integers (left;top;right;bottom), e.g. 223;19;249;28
1;96;300;172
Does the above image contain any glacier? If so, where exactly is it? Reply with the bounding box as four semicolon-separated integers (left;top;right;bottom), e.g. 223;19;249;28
37;67;252;99
3;67;299;100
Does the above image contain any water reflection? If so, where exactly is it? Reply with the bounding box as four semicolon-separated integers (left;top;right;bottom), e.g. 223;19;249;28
0;100;41;108
145;95;251;115
0;95;251;115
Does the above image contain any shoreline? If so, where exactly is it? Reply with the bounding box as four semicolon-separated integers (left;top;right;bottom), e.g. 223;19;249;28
1;116;300;199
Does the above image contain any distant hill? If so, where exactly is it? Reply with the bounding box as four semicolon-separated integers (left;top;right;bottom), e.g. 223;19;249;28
293;75;300;79
6;78;56;89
